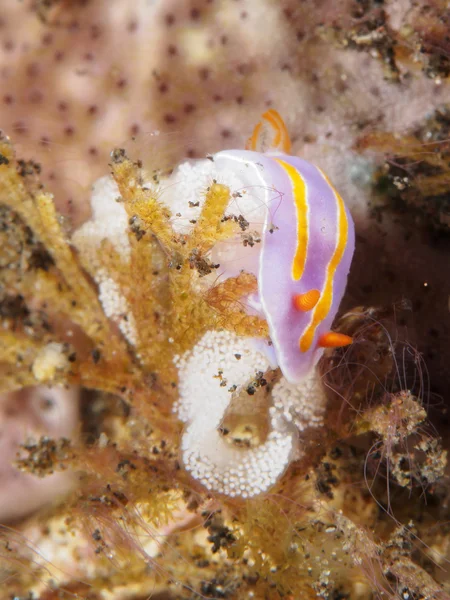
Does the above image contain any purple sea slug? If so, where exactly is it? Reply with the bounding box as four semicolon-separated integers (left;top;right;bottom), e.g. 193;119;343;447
212;109;355;383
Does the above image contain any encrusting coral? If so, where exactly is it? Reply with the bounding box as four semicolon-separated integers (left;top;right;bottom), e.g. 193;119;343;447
1;1;450;599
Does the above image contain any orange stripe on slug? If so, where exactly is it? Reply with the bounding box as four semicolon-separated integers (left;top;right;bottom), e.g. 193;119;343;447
274;159;308;281
318;332;353;348
299;173;349;352
293;289;320;312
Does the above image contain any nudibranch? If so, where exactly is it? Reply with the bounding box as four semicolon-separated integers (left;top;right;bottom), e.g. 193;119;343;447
213;111;355;383
170;110;355;497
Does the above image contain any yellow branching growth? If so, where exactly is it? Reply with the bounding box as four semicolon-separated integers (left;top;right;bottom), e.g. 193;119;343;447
110;148;175;251
109;151;251;354
0;138;127;364
205;272;270;337
190;181;237;251
0;135;172;426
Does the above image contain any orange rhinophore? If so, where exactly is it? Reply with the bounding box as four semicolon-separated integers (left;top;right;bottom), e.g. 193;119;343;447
246;121;263;152
246;109;292;153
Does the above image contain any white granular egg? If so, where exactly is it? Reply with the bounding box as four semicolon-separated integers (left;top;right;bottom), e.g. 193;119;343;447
174;330;325;498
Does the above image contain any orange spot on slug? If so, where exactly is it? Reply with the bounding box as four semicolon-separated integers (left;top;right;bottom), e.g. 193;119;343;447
293;289;320;312
317;332;353;348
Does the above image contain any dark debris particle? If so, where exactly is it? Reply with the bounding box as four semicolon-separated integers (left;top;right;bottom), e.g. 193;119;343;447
91;349;101;364
241;231;261;247
0;294;29;320
28;243;55;271
329;446;343;460
112;490;128;505
0;153;9;166
245;371;268;396
111;147;127;163
116;459;137;478
204;512;236;554
17;436;73;477
128;215;146;241
236;214;249;231
316;462;340;499
17;159;41;177
200;580;227;598
188;248;219;277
